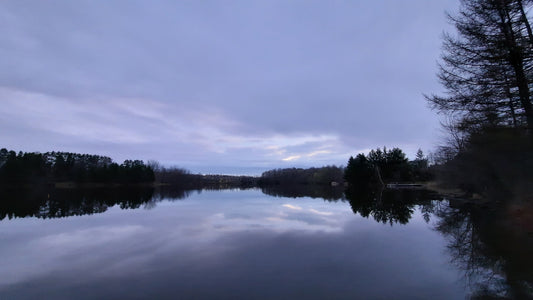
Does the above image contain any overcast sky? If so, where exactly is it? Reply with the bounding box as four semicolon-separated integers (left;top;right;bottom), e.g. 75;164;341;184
0;0;459;175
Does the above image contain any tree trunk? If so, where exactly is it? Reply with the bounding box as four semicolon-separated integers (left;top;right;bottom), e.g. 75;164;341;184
517;0;533;46
374;166;384;187
503;73;518;127
498;4;533;133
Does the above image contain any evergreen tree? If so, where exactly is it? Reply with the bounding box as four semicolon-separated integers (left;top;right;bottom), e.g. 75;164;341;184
344;147;414;186
344;154;373;186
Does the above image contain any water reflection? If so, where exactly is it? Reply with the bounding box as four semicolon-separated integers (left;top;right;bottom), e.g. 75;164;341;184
0;188;464;299
345;187;440;225
1;186;532;299
0;186;194;220
261;184;344;201
434;202;533;299
1;184;347;221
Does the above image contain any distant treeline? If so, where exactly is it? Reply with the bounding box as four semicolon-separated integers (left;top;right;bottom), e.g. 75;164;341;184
258;166;344;186
0;148;154;185
257;149;431;189
152;165;257;189
1;146;432;190
344;147;431;188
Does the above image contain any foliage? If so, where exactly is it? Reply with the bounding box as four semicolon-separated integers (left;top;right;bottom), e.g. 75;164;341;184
258;166;344;186
344;154;374;186
432;128;533;197
426;0;533;199
344;147;429;187
410;149;431;181
0;148;154;185
154;166;257;189
426;0;533;134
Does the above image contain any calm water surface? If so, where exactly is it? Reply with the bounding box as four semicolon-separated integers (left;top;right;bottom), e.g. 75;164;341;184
0;188;528;299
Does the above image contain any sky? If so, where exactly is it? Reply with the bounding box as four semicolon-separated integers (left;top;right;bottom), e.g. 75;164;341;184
0;0;459;175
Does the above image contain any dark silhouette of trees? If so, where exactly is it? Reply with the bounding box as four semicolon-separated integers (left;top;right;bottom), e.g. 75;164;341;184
344;147;427;187
119;160;155;183
258;166;344;186
424;0;533;199
426;0;533;134
410;149;431;181
371;147;410;181
431;127;533;197
0;151;47;184
0;148;154;185
154;166;257;189
344;154;374;186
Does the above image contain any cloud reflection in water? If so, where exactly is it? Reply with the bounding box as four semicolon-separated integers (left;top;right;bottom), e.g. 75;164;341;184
0;189;465;299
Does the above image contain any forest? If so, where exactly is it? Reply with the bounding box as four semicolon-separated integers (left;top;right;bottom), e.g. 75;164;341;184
0;148;155;185
258;165;344;186
152;165;257;189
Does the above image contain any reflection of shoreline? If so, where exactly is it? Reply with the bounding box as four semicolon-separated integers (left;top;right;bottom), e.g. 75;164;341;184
434;201;533;299
0;184;262;220
1;185;442;223
0;186;175;220
0;186;156;220
261;184;446;226
3;184;531;299
345;187;441;225
260;184;345;201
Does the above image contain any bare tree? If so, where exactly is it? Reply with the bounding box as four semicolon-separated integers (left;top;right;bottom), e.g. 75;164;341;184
426;0;533;134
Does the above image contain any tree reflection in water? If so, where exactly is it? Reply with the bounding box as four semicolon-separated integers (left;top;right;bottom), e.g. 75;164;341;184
0;186;197;220
260;184;344;201
345;187;440;225
270;184;533;298
1;184;531;298
434;202;533;299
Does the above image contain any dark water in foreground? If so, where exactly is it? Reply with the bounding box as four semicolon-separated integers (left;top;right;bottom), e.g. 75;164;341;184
0;187;532;299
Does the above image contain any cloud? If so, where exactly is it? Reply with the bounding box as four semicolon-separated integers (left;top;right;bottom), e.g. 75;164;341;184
309;208;334;216
282;204;303;211
307;150;331;157
282;155;301;162
0;0;459;173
